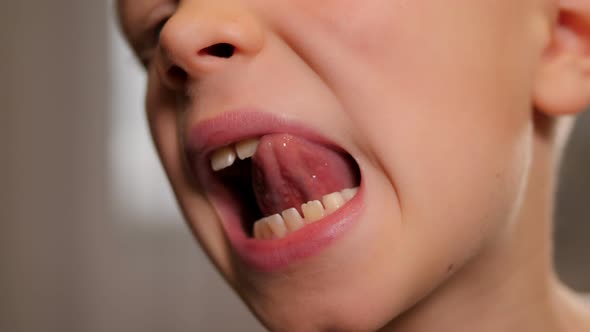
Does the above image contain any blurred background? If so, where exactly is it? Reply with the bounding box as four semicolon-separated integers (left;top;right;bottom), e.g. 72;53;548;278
1;1;588;332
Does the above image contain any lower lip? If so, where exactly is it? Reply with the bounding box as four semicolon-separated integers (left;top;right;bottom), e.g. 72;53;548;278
213;179;364;272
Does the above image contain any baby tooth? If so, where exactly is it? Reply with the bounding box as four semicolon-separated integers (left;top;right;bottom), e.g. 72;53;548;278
235;138;259;160
210;146;237;171
302;200;325;224
266;214;288;239
281;208;304;232
341;187;359;202
322;192;345;214
261;224;274;240
253;220;263;239
254;218;273;240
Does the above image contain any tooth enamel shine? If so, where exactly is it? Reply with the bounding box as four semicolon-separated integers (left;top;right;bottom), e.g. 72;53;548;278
266;214;288;239
211;146;237;171
341;187;358;202
253;220;263;239
302;200;325;224
322;192;345;214
257;218;273;240
236;138;259;160
251;187;359;240
282;208;304;232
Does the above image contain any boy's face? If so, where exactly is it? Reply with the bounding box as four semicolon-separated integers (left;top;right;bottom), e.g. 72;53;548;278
119;0;551;330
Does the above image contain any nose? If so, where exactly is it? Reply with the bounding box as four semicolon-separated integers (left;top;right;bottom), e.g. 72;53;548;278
156;2;264;88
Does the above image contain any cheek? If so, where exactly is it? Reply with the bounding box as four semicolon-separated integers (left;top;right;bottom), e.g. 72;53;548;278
144;70;236;280
330;1;540;259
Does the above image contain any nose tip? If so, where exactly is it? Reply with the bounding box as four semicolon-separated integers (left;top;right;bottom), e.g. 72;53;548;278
156;6;264;89
161;42;237;88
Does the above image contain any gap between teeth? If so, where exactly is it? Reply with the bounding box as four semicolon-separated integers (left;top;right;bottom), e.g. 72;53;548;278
253;187;359;240
211;138;260;171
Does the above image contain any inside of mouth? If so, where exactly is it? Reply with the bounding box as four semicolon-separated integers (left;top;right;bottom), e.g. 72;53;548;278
213;134;361;238
215;158;264;237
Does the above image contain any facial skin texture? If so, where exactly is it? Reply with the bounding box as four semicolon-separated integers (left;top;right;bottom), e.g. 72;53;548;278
118;0;590;331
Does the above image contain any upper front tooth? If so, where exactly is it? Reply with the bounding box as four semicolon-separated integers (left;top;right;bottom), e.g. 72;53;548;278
211;146;237;171
322;192;345;214
302;200;325;224
235;138;259;160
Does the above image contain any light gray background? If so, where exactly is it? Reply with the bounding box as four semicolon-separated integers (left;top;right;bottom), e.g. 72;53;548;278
1;1;588;331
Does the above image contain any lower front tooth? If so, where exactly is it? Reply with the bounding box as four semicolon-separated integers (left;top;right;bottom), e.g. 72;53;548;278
253;220;263;239
254;219;273;240
266;214;287;239
322;192;345;214
302;200;325;224
282;208;304;232
261;221;274;240
253;188;359;240
341;187;359;202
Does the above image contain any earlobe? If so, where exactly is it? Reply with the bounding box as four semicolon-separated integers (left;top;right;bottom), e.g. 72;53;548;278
534;2;590;116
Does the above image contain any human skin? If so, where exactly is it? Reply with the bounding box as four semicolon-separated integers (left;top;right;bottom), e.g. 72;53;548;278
117;0;590;331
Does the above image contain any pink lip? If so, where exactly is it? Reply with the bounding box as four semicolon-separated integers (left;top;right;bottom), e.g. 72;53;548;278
186;111;364;272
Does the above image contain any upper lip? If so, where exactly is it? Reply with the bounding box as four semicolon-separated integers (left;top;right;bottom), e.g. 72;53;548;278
186;110;334;157
185;109;344;197
185;110;347;180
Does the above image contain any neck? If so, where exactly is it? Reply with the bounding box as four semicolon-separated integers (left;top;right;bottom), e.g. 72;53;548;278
382;118;590;332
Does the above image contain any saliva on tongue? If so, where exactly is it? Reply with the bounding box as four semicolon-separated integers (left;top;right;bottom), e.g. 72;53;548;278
252;134;358;217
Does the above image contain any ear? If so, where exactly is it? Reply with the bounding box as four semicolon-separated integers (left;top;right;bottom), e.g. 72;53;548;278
534;0;590;116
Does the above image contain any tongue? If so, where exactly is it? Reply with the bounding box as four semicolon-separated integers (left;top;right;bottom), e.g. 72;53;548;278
252;134;358;217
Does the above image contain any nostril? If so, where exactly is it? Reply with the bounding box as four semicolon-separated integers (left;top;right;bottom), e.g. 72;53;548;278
167;65;188;85
199;43;235;58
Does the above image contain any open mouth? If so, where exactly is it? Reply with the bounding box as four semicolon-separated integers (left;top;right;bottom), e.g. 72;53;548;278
207;133;361;240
